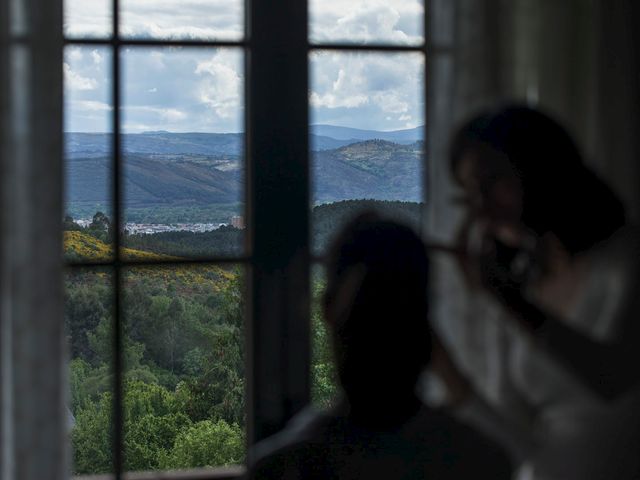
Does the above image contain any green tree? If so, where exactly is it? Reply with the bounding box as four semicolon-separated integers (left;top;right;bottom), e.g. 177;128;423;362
72;392;113;474
88;211;112;243
160;420;244;469
125;412;191;471
64;215;82;231
310;278;338;407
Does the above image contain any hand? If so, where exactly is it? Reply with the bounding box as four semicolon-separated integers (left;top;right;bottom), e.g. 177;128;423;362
454;213;538;312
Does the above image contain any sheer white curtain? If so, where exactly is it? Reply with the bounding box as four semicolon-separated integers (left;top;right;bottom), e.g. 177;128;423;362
0;0;66;479
426;0;640;403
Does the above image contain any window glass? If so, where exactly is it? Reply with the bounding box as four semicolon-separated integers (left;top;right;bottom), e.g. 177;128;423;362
310;0;424;45
310;265;338;408
64;46;114;262
120;0;243;41
310;51;425;254
122;265;246;471
64;0;112;38
121;47;245;259
66;267;115;475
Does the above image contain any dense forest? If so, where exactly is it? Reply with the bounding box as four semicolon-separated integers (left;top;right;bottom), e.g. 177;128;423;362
65;200;421;474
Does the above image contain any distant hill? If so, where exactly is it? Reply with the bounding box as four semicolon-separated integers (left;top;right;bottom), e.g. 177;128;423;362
313;139;423;203
65;132;242;158
65;125;425;158
65;137;424;211
310;124;423;144
65;154;242;207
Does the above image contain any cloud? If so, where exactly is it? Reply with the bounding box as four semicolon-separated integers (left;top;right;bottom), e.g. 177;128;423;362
64;0;111;37
91;50;103;65
310;51;424;130
119;0;242;40
117;48;243;133
67;48;83;61
64;46;111;132
63;1;426;132
73;100;112;112
64;63;98;91
310;0;423;44
127;106;188;122
64;0;243;39
195;50;243;120
65;0;422;44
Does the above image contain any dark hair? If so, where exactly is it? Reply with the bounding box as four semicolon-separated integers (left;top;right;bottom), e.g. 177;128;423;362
323;213;431;395
450;105;626;254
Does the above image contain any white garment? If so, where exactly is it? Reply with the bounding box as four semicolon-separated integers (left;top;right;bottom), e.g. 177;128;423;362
432;226;640;480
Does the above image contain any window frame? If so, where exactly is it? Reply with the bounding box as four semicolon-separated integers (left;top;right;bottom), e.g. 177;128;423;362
63;0;432;479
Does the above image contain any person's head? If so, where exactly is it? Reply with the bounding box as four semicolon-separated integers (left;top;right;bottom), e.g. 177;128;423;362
450;105;626;254
323;213;431;410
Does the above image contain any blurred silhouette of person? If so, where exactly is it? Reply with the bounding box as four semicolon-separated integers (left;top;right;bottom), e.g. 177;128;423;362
247;213;512;480
432;105;640;479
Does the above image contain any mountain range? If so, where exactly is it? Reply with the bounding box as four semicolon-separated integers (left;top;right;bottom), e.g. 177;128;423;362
65;126;425;211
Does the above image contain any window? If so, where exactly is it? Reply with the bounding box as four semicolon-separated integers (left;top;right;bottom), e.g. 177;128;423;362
62;0;428;478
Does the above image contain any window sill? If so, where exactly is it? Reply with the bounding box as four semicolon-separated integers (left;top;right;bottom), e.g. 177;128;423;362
73;466;245;480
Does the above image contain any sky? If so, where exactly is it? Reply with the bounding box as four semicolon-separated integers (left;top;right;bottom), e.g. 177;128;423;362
63;0;425;133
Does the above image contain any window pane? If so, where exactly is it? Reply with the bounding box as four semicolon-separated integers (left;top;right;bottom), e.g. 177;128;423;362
120;0;243;41
121;47;245;259
122;264;246;472
64;46;114;262
309;0;424;45
64;0;112;39
310;264;338;409
66;267;115;476
310;51;425;253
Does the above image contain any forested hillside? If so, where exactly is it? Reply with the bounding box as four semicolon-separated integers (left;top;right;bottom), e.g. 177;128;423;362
65;135;424;219
67;259;248;473
65;199;421;473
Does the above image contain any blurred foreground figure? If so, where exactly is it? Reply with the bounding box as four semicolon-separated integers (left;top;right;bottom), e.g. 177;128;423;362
247;214;511;480
435;105;640;479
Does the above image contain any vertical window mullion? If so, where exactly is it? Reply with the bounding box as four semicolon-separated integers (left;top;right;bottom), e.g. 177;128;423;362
111;0;124;477
247;0;311;445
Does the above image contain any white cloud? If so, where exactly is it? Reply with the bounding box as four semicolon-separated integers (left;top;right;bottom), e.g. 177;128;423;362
372;91;409;114
119;0;243;40
310;0;423;45
195;51;242;120
310;51;424;130
64;0;111;37
63;1;426;132
91;50;103;65
67;48;83;61
64;63;98;91
65;0;243;39
127;106;188;122
64;46;110;132
119;48;243;133
73;100;112;112
310;91;369;109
